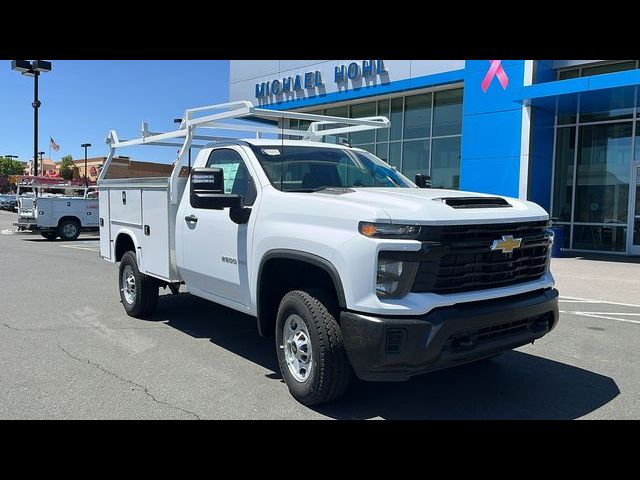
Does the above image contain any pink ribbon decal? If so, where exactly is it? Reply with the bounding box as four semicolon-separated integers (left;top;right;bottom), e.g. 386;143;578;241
481;60;509;92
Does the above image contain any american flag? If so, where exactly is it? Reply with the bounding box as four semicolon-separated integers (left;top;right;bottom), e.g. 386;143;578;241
50;137;60;152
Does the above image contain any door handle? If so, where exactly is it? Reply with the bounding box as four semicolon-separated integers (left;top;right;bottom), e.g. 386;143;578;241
185;214;198;223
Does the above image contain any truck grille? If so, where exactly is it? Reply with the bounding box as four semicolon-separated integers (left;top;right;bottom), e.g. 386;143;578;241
411;221;551;295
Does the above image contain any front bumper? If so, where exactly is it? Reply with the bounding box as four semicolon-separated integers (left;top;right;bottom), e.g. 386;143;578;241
340;288;559;382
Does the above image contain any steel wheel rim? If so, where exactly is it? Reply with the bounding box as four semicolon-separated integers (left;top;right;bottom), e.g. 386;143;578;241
283;314;313;382
63;223;77;238
121;265;136;304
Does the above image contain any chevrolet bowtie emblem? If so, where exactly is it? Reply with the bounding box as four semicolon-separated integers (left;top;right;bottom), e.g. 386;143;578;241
490;235;522;254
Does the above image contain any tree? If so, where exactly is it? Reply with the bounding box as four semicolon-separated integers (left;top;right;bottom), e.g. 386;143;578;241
0;156;25;177
0;175;10;194
59;155;75;180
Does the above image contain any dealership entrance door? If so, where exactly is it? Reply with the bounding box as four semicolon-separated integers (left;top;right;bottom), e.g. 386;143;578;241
631;165;640;255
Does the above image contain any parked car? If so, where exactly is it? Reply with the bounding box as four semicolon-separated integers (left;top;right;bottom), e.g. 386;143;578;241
0;195;17;211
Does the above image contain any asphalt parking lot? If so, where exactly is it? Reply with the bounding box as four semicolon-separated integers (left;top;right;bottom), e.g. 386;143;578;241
1;208;638;419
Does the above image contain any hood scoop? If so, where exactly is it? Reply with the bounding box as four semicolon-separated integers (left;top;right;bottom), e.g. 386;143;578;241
439;197;511;209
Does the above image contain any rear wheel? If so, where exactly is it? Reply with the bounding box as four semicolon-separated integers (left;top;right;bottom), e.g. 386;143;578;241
57;219;80;241
41;232;58;240
275;289;352;406
119;251;159;318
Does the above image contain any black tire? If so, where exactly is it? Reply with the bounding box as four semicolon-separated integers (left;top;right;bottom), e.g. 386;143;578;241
119;251;159;318
57;219;81;241
41;232;58;240
275;289;352;406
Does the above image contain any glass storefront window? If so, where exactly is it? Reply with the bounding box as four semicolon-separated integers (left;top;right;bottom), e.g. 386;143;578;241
402;139;430;180
575;123;632;224
634;170;640;245
377;100;389;143
581;61;637;77
350;102;376;145
552;127;576;222
431;137;461;189
357;144;375;154
433;89;463;136
573;225;627;252
558;69;579;80
388;142;402;170
403;94;431;139
390;98;403;141
375;143;388;163
322;106;349;144
299;87;463;190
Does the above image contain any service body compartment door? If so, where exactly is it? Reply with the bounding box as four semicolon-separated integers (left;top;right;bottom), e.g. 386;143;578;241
99;190;111;260
109;189;142;225
83;199;100;227
141;189;170;280
34;198;54;228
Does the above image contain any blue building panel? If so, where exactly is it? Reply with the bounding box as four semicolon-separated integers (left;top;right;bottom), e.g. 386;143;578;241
462;61;525;115
459;156;521;198
460;109;524;159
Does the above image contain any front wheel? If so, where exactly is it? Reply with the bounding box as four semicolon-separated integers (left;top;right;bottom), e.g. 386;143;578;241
119;251;159;318
275;289;352;406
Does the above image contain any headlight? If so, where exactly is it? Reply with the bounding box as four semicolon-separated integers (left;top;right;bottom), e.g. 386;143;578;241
376;257;419;298
359;222;421;239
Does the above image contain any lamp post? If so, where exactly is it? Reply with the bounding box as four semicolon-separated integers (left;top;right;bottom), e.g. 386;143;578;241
81;143;91;186
174;118;191;168
11;60;52;180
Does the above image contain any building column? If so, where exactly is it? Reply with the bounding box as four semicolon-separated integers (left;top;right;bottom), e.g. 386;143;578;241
459;60;527;199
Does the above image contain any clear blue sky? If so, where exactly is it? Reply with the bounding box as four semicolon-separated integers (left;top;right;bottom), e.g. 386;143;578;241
0;60;230;163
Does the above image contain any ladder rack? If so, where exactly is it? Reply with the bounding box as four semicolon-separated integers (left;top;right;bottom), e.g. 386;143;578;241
98;100;390;203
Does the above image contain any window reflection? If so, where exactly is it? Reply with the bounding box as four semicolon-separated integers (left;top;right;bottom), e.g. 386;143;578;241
575;123;632;224
308;88;463;190
552;127;576;222
431;137;461;189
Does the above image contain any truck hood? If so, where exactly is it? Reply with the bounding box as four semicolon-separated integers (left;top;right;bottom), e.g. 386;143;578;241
314;187;548;224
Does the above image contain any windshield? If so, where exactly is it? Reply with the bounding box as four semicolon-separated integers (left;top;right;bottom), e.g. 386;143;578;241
250;145;415;192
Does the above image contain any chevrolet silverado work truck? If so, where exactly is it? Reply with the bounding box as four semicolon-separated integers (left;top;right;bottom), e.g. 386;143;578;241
98;101;559;406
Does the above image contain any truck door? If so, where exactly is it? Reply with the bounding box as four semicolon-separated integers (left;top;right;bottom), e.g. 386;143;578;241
178;147;258;307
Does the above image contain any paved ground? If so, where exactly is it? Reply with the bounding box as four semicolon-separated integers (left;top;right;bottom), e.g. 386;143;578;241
1;209;638;419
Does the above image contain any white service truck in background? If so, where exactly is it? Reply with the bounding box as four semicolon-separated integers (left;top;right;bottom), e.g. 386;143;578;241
15;182;99;240
98;102;559;406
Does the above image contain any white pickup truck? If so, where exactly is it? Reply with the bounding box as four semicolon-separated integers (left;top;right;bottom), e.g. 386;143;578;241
98;101;559;406
15;183;99;240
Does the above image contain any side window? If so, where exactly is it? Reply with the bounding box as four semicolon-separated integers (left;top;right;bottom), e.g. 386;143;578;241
206;148;257;206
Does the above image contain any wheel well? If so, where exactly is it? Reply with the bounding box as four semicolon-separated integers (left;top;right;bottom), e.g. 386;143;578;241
257;256;344;337
115;233;135;262
57;216;81;227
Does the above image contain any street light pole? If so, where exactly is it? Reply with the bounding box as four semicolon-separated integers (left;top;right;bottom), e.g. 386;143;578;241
81;143;91;187
33;70;39;177
11;60;52;184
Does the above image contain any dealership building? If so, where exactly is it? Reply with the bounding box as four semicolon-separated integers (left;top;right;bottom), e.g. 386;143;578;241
229;60;640;255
